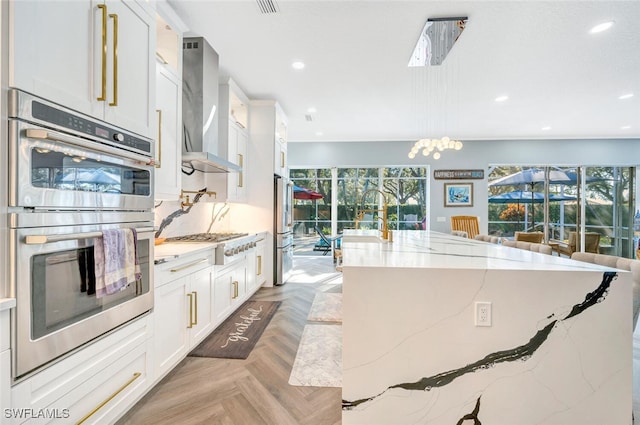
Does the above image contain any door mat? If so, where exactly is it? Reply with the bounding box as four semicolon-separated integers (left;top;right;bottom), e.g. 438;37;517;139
307;292;342;322
188;300;281;360
288;324;342;387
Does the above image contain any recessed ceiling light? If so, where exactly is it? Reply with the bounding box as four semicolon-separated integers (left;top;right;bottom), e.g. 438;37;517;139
495;95;508;102
315;131;323;136
619;93;634;100
541;126;551;131
307;107;317;114
291;61;305;70
589;21;614;34
621;125;631;130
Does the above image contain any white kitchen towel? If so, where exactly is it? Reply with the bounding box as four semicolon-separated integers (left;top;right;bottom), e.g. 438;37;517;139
94;229;139;298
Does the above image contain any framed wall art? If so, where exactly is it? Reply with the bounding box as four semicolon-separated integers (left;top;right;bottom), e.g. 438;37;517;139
444;182;473;207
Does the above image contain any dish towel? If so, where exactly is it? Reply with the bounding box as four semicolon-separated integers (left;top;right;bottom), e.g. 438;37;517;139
94;229;141;299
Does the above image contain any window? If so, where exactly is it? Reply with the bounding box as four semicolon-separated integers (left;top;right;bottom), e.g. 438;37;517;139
291;166;428;254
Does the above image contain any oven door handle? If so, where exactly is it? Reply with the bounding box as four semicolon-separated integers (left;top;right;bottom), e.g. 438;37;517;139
25;128;153;165
25;227;156;245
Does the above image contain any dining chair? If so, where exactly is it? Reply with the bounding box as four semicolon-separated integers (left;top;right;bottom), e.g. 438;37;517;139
450;216;480;239
514;231;543;244
553;232;600;256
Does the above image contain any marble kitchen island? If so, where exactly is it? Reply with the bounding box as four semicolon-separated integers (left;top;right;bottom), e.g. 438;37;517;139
341;230;632;425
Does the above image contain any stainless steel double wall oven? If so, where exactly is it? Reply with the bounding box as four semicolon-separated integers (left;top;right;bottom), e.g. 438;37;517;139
7;89;155;381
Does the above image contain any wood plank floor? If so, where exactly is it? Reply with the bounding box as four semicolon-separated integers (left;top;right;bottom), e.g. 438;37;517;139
117;257;342;425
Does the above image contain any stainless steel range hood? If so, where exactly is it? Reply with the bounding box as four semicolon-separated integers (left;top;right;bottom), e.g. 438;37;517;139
182;37;240;173
181;151;241;173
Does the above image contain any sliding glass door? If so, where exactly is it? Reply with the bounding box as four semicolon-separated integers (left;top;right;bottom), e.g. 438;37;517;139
489;165;636;257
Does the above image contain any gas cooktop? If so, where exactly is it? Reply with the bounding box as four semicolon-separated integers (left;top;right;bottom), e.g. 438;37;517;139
166;233;249;243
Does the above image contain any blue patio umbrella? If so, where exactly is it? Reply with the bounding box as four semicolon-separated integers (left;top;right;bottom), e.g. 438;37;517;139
488;168;572;187
489;169;573;228
488;190;576;204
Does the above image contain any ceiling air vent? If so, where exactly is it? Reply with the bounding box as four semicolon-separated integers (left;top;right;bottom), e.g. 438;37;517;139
305;114;313;122
256;0;279;14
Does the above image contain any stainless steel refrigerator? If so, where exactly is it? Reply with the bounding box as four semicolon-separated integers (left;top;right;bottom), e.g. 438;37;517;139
274;176;293;285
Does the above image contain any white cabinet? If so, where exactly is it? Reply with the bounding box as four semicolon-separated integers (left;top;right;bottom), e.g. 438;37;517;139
246;243;257;293
154;62;182;200
10;315;152;425
229;124;248;202
154;251;214;380
153;2;186;200
0;351;9;425
274;104;288;177
213;266;233;325
10;0;155;137
1;304;13;425
209;79;249;202
213;262;246;326
188;267;214;345
153;275;189;379
250;100;288;178
255;235;267;287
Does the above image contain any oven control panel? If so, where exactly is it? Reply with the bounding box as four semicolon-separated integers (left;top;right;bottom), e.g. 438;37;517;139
31;100;152;155
9;89;152;157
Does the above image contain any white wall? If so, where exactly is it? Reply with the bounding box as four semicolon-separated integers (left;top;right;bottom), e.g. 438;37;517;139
289;138;640;234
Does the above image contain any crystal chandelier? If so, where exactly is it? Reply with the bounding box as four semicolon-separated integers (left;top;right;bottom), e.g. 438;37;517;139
407;17;467;161
408;137;463;160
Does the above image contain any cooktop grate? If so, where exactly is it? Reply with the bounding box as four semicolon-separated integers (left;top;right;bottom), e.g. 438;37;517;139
166;233;249;243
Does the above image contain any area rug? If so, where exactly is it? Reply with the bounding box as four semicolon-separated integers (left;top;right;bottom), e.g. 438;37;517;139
288;324;342;387
307;292;342;322
188;300;280;359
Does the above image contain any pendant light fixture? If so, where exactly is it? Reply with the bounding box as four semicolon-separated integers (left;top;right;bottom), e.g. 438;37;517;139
408;17;467;160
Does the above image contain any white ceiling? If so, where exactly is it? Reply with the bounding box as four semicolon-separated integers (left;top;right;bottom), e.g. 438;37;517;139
169;0;640;143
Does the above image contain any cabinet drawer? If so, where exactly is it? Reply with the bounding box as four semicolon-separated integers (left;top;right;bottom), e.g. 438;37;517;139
10;315;151;424
155;250;214;287
64;342;150;425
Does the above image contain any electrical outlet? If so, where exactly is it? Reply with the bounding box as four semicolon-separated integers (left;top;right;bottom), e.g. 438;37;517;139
475;301;492;327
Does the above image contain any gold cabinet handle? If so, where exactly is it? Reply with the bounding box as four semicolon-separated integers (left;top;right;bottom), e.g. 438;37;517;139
155;109;162;168
257;255;262;276
280;151;285;168
170;258;207;273
108;13;119;106
192;291;198;326
97;4;108;101
186;293;193;328
232;281;238;299
76;372;141;424
237;153;244;188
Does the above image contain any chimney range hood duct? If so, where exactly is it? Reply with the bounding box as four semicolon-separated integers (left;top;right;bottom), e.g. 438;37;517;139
182;37;241;173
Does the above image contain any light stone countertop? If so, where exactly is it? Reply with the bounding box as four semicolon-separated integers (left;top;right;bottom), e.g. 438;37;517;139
341;230;632;424
341;229;617;272
0;298;16;312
